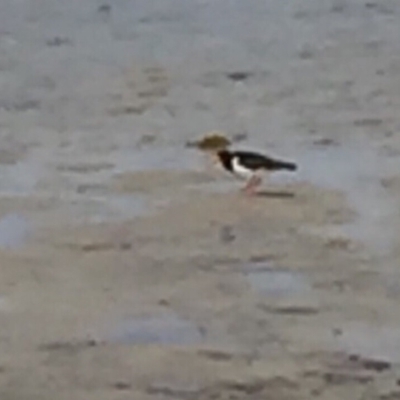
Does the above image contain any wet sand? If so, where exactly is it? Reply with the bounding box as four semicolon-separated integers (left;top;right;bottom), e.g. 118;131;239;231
1;0;400;398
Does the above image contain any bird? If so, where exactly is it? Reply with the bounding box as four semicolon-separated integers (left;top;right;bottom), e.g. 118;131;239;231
216;149;297;195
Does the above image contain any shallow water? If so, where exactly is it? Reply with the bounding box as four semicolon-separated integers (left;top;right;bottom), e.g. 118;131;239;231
106;313;204;346
0;161;43;197
335;322;400;363
245;265;311;298
292;140;400;256
0;213;31;249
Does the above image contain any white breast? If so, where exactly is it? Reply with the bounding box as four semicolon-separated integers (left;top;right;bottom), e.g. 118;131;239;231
232;157;254;179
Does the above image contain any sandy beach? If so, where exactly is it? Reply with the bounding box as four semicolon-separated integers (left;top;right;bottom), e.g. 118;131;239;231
1;0;400;398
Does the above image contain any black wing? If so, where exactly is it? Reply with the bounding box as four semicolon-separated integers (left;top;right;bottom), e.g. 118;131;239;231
232;151;275;169
232;150;297;171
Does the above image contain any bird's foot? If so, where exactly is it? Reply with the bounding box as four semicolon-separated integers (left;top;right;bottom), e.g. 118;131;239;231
241;185;257;196
241;176;262;196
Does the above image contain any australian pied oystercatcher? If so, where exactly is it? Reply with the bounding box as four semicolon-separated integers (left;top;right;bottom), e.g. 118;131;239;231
216;149;297;195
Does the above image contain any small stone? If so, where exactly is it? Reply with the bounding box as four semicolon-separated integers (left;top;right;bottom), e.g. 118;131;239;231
225;72;253;82
298;48;314;60
332;328;343;337
137;134;156;146
219;225;235;244
312;137;338;146
113;381;131;390
98;4;111;13
46;37;72;47
331;3;346;13
231;132;248;143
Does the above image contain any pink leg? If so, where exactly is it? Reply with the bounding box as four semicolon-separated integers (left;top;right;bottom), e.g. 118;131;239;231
241;176;255;193
241;176;262;196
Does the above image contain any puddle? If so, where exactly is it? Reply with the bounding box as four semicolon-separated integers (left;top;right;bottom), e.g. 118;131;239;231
335;322;400;363
243;261;311;298
0;160;43;197
247;269;311;297
0;213;31;249
291;139;400;255
106;313;204;346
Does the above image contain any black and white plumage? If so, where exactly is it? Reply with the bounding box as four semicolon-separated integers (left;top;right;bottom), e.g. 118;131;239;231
217;149;297;195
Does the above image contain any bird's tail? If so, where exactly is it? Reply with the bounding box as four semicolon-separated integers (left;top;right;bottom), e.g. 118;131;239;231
268;159;297;171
